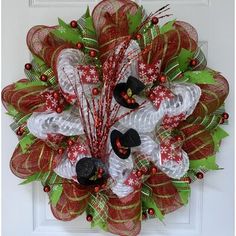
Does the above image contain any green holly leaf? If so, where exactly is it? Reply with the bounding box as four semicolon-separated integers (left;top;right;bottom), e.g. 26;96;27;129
160;20;176;34
178;48;194;71
184;70;215;84
20;172;44;185
212;127;229;151
127;7;142;34
19;134;37;153
172;181;191;205
52;18;82;44
189;155;219;170
50;184;63;206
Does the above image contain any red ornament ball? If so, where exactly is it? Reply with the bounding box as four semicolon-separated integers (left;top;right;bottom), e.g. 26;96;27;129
92;88;100;96
70;20;78;28
127;98;132;104
67;139;74;146
86;215;93;222
222;112;229;120
151;166;158;175
53;91;60;100
57;148;64;155
98;168;104;174
176;135;182;142
135;33;142;40
16;129;23;136
76;42;84;50
149;92;156;101
94;186;100;193
136;170;143;178
148;208;155;215
190;59;198;67
25;63;32;70
89;50;97;58
159;75;167;83
56;106;63;113
43;185;51;193
40;74;48;82
151;17;159;25
196;172;204;179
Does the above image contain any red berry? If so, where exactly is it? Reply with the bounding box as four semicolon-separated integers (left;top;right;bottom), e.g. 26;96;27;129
76;42;84;50
222;112;229;120
16;129;23;136
149;92;156;101
40;74;48;82
176;135;182;142
70;20;78;28
148;208;155;215
53;91;60;100
159;75;167;83
151;17;159;25
56;106;63;113
57;148;64;155
151;166;158;175
190;59;198;67
86;215;93;222
135;33;142;40
136;170;143;178
25;63;32;70
67;139;74;146
98;168;103;174
43;185;51;192
123;94;129;100
196;172;204;179
94;186;100;193
19;126;25;133
121;91;126;97
92;88;100;96
131;98;136;104
89;50;97;57
127;98;132;104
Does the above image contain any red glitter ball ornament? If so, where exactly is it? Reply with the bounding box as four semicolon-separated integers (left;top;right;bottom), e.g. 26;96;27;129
76;42;84;50
89;50;97;57
94;186;100;193
70;20;78;28
67;139;74;146
24;63;32;70
176;135;182;142
53;91;60;100
135;33;142;40
56;106;63;113
16;129;23;136
43;185;51;193
57;148;64;155
136;170;143;178
151;166;158;175
92;88;100;96
222;112;229;120
86;215;93;222
159;75;167;83
196;172;204;179
148;208;155;215
190;59;198;67
151;17;159;25
149;92;156;101
40;74;48;82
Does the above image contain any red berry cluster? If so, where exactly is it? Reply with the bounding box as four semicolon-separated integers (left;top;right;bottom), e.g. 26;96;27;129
120;91;136;105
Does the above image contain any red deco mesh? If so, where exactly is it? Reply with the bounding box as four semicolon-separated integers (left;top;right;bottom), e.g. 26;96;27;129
178;122;215;160
190;73;229;118
142;26;198;68
107;190;141;236
146;171;183;214
2;80;46;114
10;140;62;179
92;0;139;63
26;25;72;74
51;181;89;221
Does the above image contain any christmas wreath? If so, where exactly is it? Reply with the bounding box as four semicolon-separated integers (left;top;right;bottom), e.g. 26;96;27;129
2;0;229;235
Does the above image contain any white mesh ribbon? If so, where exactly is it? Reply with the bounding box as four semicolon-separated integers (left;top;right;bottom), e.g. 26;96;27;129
27;107;84;139
119;83;201;133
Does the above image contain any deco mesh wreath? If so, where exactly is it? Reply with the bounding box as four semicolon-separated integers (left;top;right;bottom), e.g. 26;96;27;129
2;0;230;235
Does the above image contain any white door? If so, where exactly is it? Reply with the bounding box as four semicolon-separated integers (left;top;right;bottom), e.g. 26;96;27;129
1;0;234;235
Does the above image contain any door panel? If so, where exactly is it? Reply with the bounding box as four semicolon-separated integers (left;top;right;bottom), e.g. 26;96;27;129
2;0;234;235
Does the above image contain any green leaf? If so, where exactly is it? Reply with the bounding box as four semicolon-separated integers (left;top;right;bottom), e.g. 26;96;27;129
20;172;43;185
19;133;37;153
178;48;194;71
52;18;82;44
212;127;229;151
172;181;191;205
160;20;176;34
127;7;142;34
5;104;19;117
184;70;215;84
14;81;48;90
142;193;164;221
32;55;46;67
189;155;219;170
50;184;63;206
